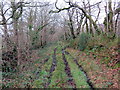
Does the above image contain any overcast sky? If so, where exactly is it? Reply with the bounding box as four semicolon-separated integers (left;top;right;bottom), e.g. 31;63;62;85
46;0;106;23
1;0;119;24
22;0;118;23
0;0;119;35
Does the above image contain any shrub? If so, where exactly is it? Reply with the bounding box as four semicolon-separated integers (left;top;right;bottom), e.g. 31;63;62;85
78;33;90;51
68;38;79;49
87;33;118;50
69;39;75;47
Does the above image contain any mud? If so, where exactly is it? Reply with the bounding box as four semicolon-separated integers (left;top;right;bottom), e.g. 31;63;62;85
62;49;76;88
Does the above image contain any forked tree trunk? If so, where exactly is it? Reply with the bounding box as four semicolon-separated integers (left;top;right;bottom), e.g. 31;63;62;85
68;10;76;39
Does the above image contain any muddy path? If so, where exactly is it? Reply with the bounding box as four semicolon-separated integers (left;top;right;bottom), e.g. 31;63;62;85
64;49;94;90
44;48;57;87
62;49;76;88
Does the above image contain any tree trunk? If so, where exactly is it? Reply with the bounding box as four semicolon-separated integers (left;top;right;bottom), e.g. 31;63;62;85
73;4;101;35
104;1;120;33
115;13;119;33
1;6;11;52
3;24;11;52
13;19;20;66
85;18;89;33
108;0;114;32
76;14;84;35
68;10;76;39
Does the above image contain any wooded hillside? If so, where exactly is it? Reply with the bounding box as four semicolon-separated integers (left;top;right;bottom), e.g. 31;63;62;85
0;0;120;89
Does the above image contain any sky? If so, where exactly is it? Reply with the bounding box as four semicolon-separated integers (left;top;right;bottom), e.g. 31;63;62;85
46;0;106;23
49;0;119;23
1;0;119;24
24;0;118;23
6;0;119;3
0;0;119;35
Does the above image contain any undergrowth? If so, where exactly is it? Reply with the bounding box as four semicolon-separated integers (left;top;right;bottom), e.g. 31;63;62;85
68;33;119;69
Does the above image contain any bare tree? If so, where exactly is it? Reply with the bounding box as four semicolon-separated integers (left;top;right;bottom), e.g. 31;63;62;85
0;2;12;52
50;0;101;36
67;9;76;39
104;0;120;37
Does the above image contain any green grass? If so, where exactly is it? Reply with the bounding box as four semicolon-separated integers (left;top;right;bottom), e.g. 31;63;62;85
4;39;118;88
32;54;53;88
27;42;64;88
2;42;57;88
66;48;114;88
48;44;72;88
65;55;90;88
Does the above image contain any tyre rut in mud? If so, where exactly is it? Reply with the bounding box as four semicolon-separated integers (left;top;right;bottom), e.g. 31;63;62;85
62;49;76;88
64;50;94;90
44;48;57;87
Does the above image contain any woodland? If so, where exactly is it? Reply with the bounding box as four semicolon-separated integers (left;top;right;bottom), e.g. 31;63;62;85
0;0;120;89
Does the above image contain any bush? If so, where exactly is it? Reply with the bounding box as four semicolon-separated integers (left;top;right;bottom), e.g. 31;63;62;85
78;33;90;51
68;38;79;49
69;39;75;47
87;33;118;50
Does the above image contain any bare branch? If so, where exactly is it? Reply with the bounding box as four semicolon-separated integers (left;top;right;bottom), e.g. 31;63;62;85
3;7;11;15
85;1;102;9
49;6;72;13
115;7;120;15
95;4;101;23
55;0;59;10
